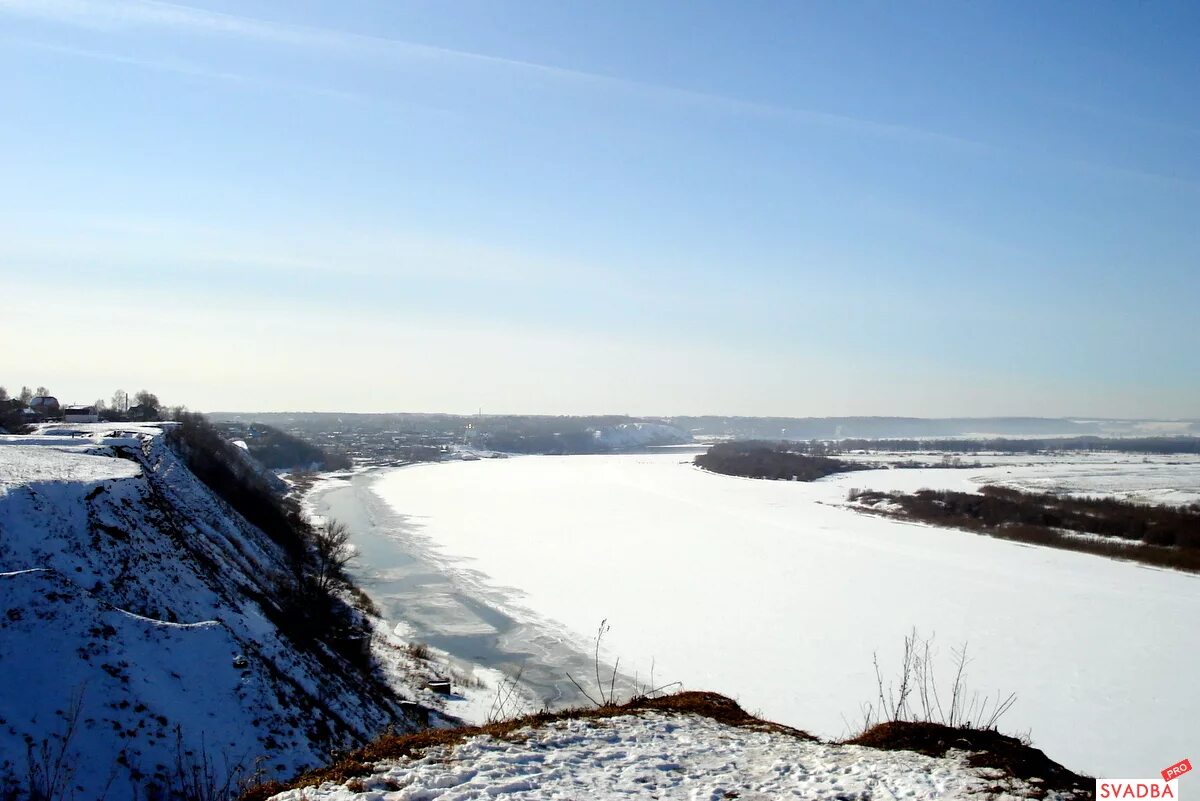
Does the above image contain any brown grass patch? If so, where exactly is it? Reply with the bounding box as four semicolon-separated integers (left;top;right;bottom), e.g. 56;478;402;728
846;720;1092;798
239;691;813;800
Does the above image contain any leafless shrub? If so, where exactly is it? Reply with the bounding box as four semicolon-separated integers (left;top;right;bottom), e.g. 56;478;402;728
156;728;260;801
23;688;84;801
404;642;431;661
566;620;679;708
631;657;682;701
858;629;1016;732
566;619;621;707
486;667;530;723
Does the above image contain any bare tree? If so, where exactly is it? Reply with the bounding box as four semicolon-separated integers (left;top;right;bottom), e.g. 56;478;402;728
310;520;356;595
0;386;8;402
35;385;50;398
134;390;161;411
111;389;129;413
18;386;33;405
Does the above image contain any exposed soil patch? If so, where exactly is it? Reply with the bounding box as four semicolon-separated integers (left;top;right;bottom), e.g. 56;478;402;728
848;720;1093;798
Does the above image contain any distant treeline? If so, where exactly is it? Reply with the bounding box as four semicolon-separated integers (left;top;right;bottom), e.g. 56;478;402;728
484;429;601;454
696;440;868;481
850;485;1200;572
826;436;1200;455
211;412;652;454
672;416;1109;440
212;411;474;436
219;422;352;470
212;411;637;437
480;416;639;454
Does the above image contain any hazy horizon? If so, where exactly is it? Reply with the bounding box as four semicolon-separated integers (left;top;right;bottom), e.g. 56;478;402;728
212;409;1200;424
2;1;1196;418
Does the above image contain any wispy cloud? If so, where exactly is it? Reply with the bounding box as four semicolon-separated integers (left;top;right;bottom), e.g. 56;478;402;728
4;0;1192;190
3;36;365;101
0;0;990;152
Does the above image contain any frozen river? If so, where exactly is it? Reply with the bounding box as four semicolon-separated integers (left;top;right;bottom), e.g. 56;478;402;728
321;450;1200;778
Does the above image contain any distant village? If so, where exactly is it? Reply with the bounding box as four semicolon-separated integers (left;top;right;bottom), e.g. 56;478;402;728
0;386;167;433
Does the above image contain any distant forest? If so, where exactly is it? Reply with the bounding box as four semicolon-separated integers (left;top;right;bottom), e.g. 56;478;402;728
695;441;867;481
670;416;1200;440
825;436;1200;455
210;412;664;455
673;416;1105;439
850;485;1200;572
217;422;352;471
206;412;1200;452
211;411;634;438
475;416;632;454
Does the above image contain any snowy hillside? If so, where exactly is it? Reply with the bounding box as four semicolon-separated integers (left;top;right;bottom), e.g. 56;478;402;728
0;424;424;798
591;422;691;450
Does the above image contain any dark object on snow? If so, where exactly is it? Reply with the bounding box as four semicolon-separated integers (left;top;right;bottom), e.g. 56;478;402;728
696;440;867;481
426;679;452;695
29;395;61;420
127;404;160;422
399;701;430;727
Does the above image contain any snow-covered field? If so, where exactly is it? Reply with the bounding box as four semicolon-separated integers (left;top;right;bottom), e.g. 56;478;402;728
272;710;1069;800
366;452;1200;779
843;450;1200;506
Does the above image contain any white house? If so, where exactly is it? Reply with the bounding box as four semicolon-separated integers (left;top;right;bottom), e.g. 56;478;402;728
63;405;100;424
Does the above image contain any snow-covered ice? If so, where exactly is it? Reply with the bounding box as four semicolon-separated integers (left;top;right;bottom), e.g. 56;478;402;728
365;452;1200;778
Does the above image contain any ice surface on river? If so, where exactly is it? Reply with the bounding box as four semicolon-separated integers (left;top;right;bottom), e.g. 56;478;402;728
368;452;1200;778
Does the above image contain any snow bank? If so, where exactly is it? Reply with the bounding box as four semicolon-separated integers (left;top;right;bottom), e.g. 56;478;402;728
269;711;1071;800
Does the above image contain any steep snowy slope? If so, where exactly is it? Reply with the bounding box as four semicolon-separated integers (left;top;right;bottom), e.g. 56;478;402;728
0;425;418;798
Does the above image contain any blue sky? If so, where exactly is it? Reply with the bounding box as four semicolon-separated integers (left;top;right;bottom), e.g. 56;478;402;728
1;0;1197;416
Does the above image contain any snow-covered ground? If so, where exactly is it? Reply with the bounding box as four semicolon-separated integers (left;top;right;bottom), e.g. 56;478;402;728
0;424;428;797
270;710;1072;800
364;452;1200;779
842;450;1200;506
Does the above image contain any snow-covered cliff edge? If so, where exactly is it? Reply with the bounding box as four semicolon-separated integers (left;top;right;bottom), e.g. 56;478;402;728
0;424;420;798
